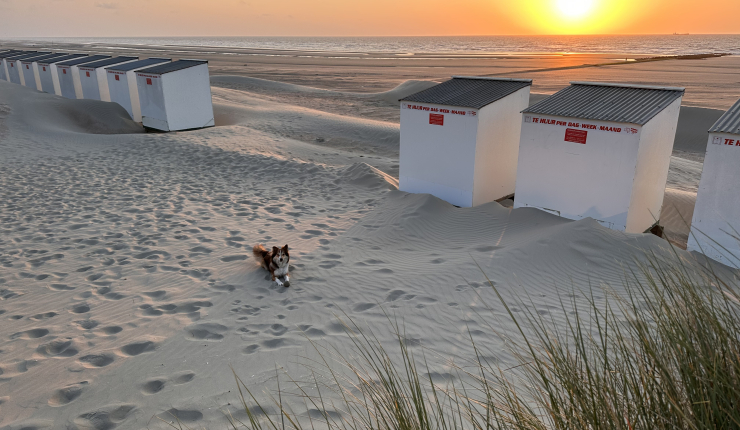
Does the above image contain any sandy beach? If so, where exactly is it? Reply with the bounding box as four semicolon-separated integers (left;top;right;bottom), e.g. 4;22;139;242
0;41;737;429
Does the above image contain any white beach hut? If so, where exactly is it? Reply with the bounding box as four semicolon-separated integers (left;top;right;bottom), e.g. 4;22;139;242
38;54;87;95
7;52;46;85
106;58;170;122
514;82;684;233
21;53;67;90
56;55;110;99
136;60;214;131
687;99;740;264
399;76;532;207
78;56;137;101
2;51;32;82
0;50;20;81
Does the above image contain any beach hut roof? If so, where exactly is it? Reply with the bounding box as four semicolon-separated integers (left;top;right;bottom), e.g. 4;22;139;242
79;56;137;69
37;54;87;65
523;82;685;126
136;59;208;75
709;98;740;136
107;58;170;72
6;52;48;61
56;55;111;67
0;50;24;59
400;76;533;110
22;53;68;63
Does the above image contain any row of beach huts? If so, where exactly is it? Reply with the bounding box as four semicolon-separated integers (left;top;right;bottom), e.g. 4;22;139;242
0;48;214;131
399;77;740;264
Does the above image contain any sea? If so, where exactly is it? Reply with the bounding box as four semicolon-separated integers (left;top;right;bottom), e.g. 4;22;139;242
9;35;740;56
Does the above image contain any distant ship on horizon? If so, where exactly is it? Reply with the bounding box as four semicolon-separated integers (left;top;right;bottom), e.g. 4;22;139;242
673;32;690;35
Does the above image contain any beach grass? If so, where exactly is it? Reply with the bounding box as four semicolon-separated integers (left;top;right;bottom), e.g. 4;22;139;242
221;251;740;430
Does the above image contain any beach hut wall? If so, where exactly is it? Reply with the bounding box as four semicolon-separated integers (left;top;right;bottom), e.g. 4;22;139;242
688;98;740;264
78;56;137;101
399;77;532;207
6;52;46;85
135;60;214;131
21;53;68;91
37;54;87;96
56;55;111;99
514;82;685;233
106;58;171;122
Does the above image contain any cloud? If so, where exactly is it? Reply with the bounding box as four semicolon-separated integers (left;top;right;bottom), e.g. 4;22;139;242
95;2;117;8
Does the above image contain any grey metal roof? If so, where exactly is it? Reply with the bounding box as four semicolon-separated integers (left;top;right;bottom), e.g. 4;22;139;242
400;76;532;109
5;52;46;61
21;53;68;64
523;82;685;126
78;56;137;69
0;50;23;59
0;51;35;59
107;58;170;72
56;55;111;67
136;59;208;75
14;52;54;62
37;54;87;65
709;98;740;136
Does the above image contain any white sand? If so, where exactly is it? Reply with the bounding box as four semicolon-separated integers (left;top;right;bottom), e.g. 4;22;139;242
0;72;728;429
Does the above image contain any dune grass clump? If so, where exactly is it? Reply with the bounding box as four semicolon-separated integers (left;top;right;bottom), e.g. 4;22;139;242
224;254;740;430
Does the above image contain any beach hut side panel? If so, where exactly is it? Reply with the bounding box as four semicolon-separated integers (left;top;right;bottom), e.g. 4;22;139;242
138;73;168;130
107;71;134;119
57;66;77;99
514;115;642;231
472;87;530;206
21;61;37;89
399;102;480;207
79;66;101;100
688;132;740;264
625;98;682;233
8;60;22;84
161;64;214;131
38;64;58;94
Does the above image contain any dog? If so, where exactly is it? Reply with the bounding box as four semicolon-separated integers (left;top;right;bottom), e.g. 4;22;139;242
252;244;290;287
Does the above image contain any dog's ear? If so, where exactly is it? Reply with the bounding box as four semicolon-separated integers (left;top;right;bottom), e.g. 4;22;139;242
283;244;289;252
272;246;280;254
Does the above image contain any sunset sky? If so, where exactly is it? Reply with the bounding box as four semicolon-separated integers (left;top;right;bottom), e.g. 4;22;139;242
0;0;736;37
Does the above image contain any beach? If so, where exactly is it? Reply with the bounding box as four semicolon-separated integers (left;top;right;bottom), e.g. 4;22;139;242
0;40;738;429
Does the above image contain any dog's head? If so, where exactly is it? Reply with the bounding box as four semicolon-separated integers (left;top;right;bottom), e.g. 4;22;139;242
272;245;290;268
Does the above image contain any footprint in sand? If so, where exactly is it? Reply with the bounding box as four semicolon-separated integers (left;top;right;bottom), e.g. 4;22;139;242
74;404;136;430
141;379;166;395
48;382;87;406
10;328;49;339
78;353;116;368
37;339;79;358
119;341;156;356
185;323;228;341
172;372;195;385
70;303;91;314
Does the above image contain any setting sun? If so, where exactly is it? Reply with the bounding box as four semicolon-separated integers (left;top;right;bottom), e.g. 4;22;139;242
557;0;596;18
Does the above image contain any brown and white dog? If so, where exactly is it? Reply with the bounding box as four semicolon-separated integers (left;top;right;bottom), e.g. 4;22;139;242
252;244;290;287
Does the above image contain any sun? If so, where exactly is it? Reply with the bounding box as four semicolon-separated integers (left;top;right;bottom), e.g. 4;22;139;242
556;0;595;19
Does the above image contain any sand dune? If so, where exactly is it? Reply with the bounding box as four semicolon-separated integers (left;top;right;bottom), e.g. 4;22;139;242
0;75;729;429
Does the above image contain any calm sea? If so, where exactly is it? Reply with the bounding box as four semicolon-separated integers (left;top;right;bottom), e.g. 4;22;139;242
11;35;740;56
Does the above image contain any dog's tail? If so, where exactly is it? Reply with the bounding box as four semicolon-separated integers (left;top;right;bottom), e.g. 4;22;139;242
252;244;268;262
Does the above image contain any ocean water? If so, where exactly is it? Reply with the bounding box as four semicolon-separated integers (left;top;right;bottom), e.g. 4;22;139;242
12;35;740;56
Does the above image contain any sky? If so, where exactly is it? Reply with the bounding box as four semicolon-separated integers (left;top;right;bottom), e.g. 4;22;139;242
0;0;737;37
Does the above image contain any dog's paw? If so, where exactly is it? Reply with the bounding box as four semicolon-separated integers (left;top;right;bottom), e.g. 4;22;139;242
275;279;284;287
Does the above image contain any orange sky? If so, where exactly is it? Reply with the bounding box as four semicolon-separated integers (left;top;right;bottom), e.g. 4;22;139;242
0;0;737;37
